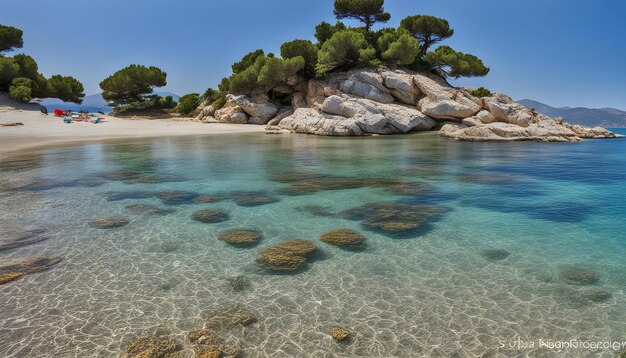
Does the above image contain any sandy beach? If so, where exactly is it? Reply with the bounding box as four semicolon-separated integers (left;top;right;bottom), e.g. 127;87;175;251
0;95;264;154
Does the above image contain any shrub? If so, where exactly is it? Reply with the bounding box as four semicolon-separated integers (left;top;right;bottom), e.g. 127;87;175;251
280;39;318;76
211;93;227;110
176;93;201;115
232;50;264;74
159;95;177;109
8;77;32;102
0;55;19;89
425;46;489;78
202;88;220;102
229;56;266;93
257;56;305;88
377;28;419;65
316;30;378;77
470;87;492;98
314;21;347;44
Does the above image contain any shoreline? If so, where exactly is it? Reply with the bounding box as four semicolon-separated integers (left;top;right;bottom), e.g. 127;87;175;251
0;106;264;155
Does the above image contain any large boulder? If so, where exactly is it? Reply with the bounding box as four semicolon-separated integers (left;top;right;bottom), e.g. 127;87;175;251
214;106;248;124
320;96;435;134
340;72;394;103
419;97;479;120
227;93;279;124
381;71;421;105
483;94;534;127
279;108;365;136
412;74;455;100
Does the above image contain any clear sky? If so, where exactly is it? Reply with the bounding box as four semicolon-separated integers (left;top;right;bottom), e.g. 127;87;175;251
1;0;624;109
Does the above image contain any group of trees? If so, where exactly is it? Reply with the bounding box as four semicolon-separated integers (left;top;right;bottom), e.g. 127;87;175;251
197;0;489;111
0;24;84;103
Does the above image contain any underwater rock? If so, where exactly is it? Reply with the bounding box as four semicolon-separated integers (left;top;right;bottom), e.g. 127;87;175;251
125;204;176;216
581;289;612;303
229;191;279;207
256;240;316;271
0;256;62;284
0;229;49;252
195;347;220;358
231;312;256;326
89;216;130;229
102;170;142;182
104;191;154;201
192;209;230;223
339;201;445;236
320;229;365;248
155;191;199;205
121;336;178;358
74;177;107;187
275;172;410;196
481;249;510;261
559;267;600;286
295;205;335;217
206;307;257;330
193;195;226;204
0;272;23;284
330;327;351;342
218;230;262;246
187;329;223;346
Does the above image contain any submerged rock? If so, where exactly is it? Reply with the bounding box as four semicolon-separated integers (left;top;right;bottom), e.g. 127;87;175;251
155;190;199;205
104;190;154;201
102;170;142;182
192;209;230;223
226;274;250;292
125;204;176;216
481;249;510;261
187;329;223;346
256;240;317;271
74;176;107;187
193;195;226;204
559;267;600;286
206;307;257;330
0;229;49;252
89;216;130;229
0;272;24;284
218;230;262;246
231;312;256;326
274;171;410;196
0;256;62;274
320;229;365;248
229;190;279;207
330;327;351;342
581;289;612;303
121;336;178;358
339;201;445;237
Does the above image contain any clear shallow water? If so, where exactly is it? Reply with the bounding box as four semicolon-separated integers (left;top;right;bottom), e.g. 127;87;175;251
0;130;625;357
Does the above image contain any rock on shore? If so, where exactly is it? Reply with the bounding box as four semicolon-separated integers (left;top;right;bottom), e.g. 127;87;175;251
194;67;622;142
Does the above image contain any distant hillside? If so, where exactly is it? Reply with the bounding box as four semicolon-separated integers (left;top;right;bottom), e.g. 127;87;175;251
518;99;626;128
41;91;180;113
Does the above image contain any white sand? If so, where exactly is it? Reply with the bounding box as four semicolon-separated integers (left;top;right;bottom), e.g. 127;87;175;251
0;94;264;153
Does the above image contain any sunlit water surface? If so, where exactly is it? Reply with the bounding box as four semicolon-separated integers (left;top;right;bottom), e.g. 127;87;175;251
1;130;625;357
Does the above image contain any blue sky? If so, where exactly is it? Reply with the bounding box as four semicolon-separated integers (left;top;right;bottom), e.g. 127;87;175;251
1;0;624;109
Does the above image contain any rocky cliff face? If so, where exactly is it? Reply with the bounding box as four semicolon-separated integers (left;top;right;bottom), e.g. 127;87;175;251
194;67;622;142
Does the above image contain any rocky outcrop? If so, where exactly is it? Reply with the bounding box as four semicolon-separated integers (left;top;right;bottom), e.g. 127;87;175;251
192;66;622;142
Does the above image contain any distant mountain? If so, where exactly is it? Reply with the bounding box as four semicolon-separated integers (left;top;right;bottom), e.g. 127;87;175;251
518;99;626;128
41;91;180;113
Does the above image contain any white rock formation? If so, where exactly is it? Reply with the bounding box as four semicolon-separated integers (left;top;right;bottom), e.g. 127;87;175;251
192;66;622;142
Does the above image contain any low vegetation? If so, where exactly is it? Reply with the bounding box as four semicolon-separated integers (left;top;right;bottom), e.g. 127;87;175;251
0;24;84;103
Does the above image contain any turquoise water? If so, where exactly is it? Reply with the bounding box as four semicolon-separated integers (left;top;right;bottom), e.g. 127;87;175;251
1;130;625;357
